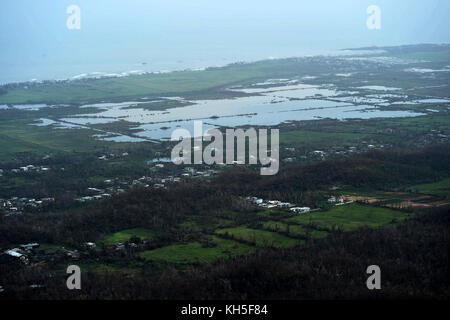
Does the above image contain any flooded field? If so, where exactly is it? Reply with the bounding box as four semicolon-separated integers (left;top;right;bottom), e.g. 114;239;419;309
25;79;448;141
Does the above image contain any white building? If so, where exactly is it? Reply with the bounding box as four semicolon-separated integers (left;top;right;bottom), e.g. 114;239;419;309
253;198;263;205
290;207;311;214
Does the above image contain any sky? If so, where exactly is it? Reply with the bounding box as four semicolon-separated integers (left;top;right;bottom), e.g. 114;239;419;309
1;0;449;83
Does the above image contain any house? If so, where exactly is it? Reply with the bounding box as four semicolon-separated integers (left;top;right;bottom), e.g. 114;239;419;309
66;250;80;260
4;248;28;263
85;242;96;249
328;196;344;204
115;243;125;251
252;198;263;205
277;202;292;208
5;249;24;258
87;187;104;194
290;207;311;214
20;243;40;251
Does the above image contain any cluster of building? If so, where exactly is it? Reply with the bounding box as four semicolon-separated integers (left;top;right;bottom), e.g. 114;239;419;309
75;187;114;203
181;167;218;178
327;196;354;206
132;175;182;189
2;243;40;264
0;197;55;215
247;197;311;214
98;152;129;161
0;242;89;267
9;164;51;174
75;166;219;203
327;196;345;204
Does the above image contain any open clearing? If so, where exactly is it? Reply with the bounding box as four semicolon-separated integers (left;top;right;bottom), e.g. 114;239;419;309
216;226;303;247
103;228;157;244
138;236;255;264
285;203;409;231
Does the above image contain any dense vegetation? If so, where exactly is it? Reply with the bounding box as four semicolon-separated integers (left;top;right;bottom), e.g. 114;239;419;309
1;206;448;300
1;144;449;245
1;145;449;247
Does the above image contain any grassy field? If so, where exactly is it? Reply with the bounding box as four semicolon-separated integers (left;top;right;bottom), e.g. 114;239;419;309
102;228;157;244
0;119;113;160
216;226;303;248
412;178;450;198
0;117;158;161
277;114;450;153
262;221;329;238
0;58;325;104
137;203;408;266
138;236;255;265
280;130;369;146
378;114;450;133
285;203;409;231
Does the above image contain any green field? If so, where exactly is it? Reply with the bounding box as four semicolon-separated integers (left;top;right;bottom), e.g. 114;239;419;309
216;226;302;247
138;236;255;264
412;178;450;198
285;203;409;231
262;221;329;238
103;228;157;244
280;130;369;146
0;119;123;161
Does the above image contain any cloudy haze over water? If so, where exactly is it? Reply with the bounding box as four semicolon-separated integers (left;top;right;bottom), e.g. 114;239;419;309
1;0;449;84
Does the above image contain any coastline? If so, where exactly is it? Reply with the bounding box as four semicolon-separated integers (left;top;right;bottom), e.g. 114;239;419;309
0;47;384;87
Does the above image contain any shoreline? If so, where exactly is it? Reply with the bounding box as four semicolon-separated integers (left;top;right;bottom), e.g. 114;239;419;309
0;47;385;87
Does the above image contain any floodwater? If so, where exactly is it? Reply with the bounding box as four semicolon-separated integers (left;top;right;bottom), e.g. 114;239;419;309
27;81;431;141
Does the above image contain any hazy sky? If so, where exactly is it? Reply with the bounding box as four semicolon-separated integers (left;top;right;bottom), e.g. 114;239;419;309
1;0;449;82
